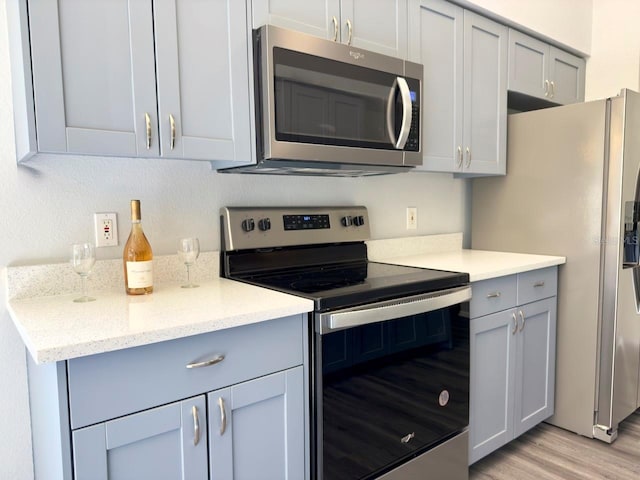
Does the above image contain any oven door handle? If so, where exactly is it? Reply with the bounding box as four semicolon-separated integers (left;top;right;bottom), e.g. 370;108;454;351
318;285;471;334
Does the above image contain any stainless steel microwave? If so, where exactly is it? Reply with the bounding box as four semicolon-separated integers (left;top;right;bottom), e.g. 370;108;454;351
220;25;423;177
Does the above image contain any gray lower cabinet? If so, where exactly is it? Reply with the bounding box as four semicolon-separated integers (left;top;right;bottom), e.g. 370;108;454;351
27;315;307;480
252;0;408;58
508;29;585;105
209;368;304;479
14;0;252;163
469;268;557;464
408;0;507;175
73;396;209;480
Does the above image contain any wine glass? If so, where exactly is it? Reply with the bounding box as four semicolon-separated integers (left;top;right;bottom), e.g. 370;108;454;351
71;243;96;302
178;237;200;288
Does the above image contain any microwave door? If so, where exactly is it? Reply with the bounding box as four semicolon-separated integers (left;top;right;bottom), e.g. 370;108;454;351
386;77;413;149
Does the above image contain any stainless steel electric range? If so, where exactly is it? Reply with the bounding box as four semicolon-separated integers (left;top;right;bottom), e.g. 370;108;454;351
220;206;471;480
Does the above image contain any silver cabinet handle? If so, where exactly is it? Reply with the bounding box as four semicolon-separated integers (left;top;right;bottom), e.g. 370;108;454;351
169;114;176;150
218;397;227;435
544;80;550;97
191;405;200;446
185;354;225;369
332;16;338;42
533;281;545;287
550;81;555;99
457;147;463;168
465;147;471;168
518;310;525;332
346;19;353;45
486;292;501;299
512;312;518;335
145;112;152;150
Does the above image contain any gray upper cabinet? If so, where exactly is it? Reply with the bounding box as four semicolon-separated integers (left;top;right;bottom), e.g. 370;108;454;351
409;0;507;175
23;0;252;163
154;0;252;162
508;29;585;105
252;0;408;58
28;0;157;157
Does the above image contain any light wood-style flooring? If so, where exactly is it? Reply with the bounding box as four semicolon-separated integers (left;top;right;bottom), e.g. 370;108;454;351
470;411;640;480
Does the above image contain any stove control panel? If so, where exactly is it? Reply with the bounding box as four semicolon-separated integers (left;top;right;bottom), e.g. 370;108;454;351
221;206;371;251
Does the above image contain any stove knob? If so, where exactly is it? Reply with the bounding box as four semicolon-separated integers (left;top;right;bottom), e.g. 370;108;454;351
241;218;255;232
258;218;271;231
354;215;365;227
341;216;353;227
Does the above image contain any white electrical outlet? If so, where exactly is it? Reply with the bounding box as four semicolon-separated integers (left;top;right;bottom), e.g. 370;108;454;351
94;213;118;247
406;207;417;230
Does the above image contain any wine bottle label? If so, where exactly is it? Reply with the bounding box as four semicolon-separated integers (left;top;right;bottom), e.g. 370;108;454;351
126;261;153;288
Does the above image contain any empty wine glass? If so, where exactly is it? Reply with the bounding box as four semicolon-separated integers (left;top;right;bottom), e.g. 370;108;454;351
178;237;200;288
71;243;96;302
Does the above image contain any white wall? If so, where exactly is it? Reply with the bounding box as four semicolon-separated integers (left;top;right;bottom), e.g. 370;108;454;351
462;0;593;54
585;0;640;100
0;3;469;478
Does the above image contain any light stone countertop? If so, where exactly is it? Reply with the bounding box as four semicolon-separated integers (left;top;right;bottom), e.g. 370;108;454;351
367;236;565;282
5;252;313;364
5;235;566;364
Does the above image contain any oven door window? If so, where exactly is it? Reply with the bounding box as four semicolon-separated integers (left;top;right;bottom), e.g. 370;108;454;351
273;48;419;151
317;304;469;480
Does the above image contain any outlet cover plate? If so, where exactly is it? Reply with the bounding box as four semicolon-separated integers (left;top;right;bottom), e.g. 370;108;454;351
94;212;118;247
406;207;417;230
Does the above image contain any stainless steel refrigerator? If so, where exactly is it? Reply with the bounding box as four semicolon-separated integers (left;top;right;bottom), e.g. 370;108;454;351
471;89;640;442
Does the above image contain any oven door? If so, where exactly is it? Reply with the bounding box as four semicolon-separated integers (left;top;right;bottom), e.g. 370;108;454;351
312;286;471;480
255;25;422;167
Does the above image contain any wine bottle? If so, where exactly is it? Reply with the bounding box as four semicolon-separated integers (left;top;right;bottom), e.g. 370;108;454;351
123;200;153;295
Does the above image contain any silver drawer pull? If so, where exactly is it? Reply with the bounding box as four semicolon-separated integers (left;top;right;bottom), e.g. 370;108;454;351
512;313;517;335
518;310;526;332
186;354;225;369
191;405;200;446
534;281;545;287
486;292;501;299
218;397;227;435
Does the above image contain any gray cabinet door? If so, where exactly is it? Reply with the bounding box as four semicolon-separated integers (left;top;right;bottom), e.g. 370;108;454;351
548;47;585;105
154;0;252;162
28;0;158;157
72;395;207;480
508;29;549;100
508;29;585;105
469;309;517;464
253;0;407;57
462;10;507;175
209;367;305;480
409;0;463;172
513;297;557;437
252;0;341;40
341;0;408;57
409;1;506;175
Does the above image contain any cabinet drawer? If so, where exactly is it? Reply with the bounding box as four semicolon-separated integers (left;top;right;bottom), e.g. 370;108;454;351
470;275;517;318
517;267;558;305
67;315;304;429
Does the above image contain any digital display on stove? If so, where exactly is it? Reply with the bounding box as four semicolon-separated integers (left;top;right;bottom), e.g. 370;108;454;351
283;214;330;230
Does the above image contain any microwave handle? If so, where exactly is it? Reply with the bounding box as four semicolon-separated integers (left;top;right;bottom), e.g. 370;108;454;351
385;77;413;150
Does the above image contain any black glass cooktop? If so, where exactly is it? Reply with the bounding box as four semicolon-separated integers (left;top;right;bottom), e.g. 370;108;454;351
230;260;469;311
